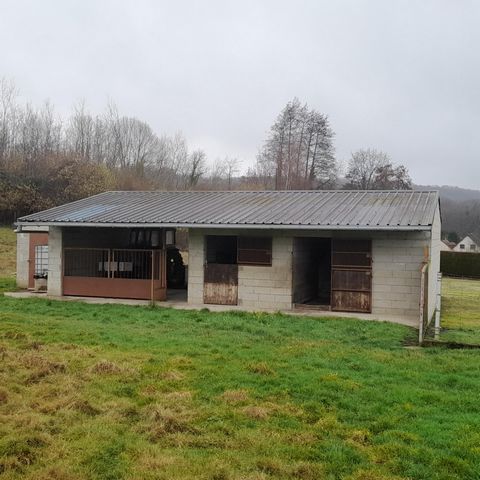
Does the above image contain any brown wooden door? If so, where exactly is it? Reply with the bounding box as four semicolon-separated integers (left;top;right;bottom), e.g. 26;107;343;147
204;264;238;305
331;239;372;313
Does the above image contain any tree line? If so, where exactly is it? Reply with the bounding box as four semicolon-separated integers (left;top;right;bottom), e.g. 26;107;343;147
0;78;412;223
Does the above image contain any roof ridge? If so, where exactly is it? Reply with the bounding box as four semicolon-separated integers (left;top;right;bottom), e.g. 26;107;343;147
104;189;440;194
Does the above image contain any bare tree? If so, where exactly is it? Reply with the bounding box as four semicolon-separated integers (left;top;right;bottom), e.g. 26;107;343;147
345;149;411;190
184;149;206;189
254;98;336;190
0;78;18;161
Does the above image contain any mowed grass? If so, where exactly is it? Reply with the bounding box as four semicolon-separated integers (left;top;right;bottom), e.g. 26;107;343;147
440;277;480;344
0;227;16;277
0;293;479;480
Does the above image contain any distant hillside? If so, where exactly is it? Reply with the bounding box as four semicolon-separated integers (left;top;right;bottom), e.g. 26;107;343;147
415;185;480;202
414;185;480;239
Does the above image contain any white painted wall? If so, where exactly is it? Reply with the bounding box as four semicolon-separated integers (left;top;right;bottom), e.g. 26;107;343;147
453;235;478;253
439;240;453;252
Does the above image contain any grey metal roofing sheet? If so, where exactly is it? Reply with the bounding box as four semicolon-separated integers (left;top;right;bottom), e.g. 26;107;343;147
16;190;439;230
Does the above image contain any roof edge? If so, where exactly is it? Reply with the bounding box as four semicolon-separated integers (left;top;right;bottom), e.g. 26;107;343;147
15;220;433;231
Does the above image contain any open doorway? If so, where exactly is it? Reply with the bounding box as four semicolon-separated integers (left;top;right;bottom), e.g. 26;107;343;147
293;237;331;308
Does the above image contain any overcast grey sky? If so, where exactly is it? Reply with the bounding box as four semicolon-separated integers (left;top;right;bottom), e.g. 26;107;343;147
1;0;479;188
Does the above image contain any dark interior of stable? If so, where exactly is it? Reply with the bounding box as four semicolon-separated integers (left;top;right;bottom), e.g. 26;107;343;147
206;235;238;264
293;237;331;306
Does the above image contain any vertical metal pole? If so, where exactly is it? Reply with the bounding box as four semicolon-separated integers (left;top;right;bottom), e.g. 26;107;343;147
150;250;155;306
419;265;426;344
434;272;442;340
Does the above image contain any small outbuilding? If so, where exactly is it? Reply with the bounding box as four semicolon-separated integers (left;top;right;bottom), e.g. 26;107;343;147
15;190;441;328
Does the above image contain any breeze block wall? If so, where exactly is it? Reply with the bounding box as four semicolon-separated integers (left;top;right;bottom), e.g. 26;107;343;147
371;231;430;319
47;226;63;296
187;229;204;305
187;225;438;321
237;235;292;311
16;232;30;288
187;228;293;310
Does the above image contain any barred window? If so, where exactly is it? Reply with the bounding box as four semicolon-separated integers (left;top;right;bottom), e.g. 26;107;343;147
34;245;48;277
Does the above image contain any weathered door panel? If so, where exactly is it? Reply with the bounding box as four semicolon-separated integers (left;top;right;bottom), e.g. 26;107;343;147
332;285;371;312
331;239;372;313
203;264;238;305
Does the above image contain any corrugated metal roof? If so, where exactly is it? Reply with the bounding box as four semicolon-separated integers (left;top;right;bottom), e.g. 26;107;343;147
16;190;439;230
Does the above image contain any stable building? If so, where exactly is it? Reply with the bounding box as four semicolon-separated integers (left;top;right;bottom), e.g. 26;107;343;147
15;190;441;327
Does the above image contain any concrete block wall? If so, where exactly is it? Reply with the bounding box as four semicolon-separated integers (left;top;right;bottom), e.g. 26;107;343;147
185;223;442;323
47;226;63;296
16;232;30;288
371;231;429;319
238;235;292;311
187;229;204;304
187;229;293;310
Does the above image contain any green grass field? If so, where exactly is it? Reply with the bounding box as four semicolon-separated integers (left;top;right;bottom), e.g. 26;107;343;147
1;227;480;479
1;295;480;479
439;277;480;344
0;227;16;277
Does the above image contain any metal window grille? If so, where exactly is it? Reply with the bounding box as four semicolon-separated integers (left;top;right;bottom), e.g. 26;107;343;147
112;250;154;280
63;248;160;280
34;245;49;277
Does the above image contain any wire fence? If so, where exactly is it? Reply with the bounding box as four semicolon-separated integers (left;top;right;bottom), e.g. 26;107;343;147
428;275;480;346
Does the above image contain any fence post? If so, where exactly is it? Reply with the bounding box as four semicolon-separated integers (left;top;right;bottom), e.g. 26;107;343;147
419;264;426;344
434;272;442;340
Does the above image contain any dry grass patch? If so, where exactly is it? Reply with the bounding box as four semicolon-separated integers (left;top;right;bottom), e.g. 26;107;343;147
220;389;249;404
71;399;101;416
90;359;122;374
32;467;83;480
146;405;196;439
160;369;185;381
0;388;8;404
241;405;270;420
246;361;275;376
20;353;67;384
164;390;192;402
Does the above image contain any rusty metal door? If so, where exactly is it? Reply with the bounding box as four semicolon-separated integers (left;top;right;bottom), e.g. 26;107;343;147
331;239;372;313
204;264;238;305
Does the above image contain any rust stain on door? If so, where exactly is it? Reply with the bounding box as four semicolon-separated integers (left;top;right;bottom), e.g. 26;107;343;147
331;239;372;313
204;264;238;305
